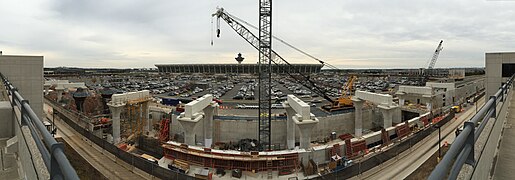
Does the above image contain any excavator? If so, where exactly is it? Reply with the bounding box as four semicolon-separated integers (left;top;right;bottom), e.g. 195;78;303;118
322;76;356;111
212;7;354;112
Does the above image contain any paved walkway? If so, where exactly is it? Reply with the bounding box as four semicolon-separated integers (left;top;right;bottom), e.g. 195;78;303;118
494;93;515;179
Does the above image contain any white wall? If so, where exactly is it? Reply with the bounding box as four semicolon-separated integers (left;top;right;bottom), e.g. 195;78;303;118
0;55;44;119
486;52;515;97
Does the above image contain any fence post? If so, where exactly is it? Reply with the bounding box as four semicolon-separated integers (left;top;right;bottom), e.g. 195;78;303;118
20;100;29;126
10;88;18;106
50;143;65;179
490;96;497;118
464;122;475;165
500;86;505;102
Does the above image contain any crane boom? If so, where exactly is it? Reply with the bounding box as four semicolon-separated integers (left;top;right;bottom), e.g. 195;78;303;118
223;12;339;70
428;40;443;69
212;8;335;105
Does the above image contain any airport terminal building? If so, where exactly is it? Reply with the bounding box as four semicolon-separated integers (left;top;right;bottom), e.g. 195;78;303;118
155;63;323;74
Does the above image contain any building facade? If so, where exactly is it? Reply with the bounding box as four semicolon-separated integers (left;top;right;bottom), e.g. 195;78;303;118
155;64;323;74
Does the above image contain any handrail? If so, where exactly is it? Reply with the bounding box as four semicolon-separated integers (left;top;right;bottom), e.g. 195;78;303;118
0;73;79;180
429;74;515;180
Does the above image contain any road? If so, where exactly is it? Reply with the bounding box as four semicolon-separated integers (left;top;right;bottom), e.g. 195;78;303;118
353;97;485;180
44;104;151;180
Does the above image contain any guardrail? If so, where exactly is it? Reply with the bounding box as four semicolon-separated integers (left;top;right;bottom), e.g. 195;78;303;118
0;73;79;180
429;74;515;180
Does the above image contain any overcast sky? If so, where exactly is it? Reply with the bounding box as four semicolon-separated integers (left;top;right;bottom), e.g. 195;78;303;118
1;0;514;69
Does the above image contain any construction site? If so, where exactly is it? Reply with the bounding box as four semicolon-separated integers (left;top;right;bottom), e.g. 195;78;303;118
38;2;488;180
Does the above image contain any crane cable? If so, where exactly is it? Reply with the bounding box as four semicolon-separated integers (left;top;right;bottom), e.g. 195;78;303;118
222;11;340;70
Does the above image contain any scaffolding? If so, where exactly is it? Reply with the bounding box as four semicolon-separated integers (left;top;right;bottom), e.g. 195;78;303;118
126;98;149;137
162;142;299;173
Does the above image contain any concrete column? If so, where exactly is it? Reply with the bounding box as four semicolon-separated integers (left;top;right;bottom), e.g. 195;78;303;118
108;105;123;144
399;98;405;106
178;114;203;146
202;103;217;148
44;85;50;95
426;102;432;112
283;102;296;149
56;87;65;102
380;106;396;128
352;99;364;138
294;117;318;150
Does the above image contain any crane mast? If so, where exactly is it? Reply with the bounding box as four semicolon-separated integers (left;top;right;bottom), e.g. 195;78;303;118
258;0;273;151
213;5;342;150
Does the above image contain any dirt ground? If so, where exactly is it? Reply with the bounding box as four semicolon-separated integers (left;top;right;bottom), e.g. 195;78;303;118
406;144;450;180
57;138;108;180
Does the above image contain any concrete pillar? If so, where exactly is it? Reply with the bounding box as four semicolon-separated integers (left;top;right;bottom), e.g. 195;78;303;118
44;85;50;95
352;99;364;138
380;106;396;128
283;102;296;149
426;102;432;112
294;117;318;150
56;87;65;102
178;114;203;146
108;105;123;144
202;103;217;148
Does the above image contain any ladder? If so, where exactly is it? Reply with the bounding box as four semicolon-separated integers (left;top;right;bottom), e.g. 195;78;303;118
267;160;273;179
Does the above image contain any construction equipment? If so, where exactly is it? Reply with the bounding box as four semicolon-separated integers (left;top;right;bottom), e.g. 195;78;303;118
451;105;462;113
322;76;356;111
420;40;444;85
212;7;343;113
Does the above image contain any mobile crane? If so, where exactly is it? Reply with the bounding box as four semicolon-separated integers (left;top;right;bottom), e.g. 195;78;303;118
322;76;356;111
420;40;444;85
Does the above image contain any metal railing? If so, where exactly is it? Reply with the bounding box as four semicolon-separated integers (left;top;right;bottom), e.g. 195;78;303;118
0;73;79;180
429;74;515;180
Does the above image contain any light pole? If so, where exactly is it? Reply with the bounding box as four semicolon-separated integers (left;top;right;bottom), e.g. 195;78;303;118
436;124;441;162
475;86;479;113
52;110;57;137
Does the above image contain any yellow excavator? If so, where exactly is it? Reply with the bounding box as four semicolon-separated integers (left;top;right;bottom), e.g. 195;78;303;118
322;76;357;111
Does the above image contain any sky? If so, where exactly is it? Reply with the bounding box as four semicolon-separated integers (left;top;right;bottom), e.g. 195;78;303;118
0;0;514;69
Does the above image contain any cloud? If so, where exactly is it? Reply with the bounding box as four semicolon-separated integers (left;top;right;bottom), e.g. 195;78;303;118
0;0;514;68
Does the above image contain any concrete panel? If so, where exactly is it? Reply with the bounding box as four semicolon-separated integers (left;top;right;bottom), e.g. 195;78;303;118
356;90;394;106
287;95;310;119
0;101;13;138
184;94;213;119
398;86;434;95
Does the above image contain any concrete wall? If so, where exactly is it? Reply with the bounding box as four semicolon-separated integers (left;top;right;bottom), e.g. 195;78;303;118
0;55;44;119
170;109;376;146
486;52;515;97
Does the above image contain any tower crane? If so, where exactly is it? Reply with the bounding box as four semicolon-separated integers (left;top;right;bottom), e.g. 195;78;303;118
213;7;354;150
